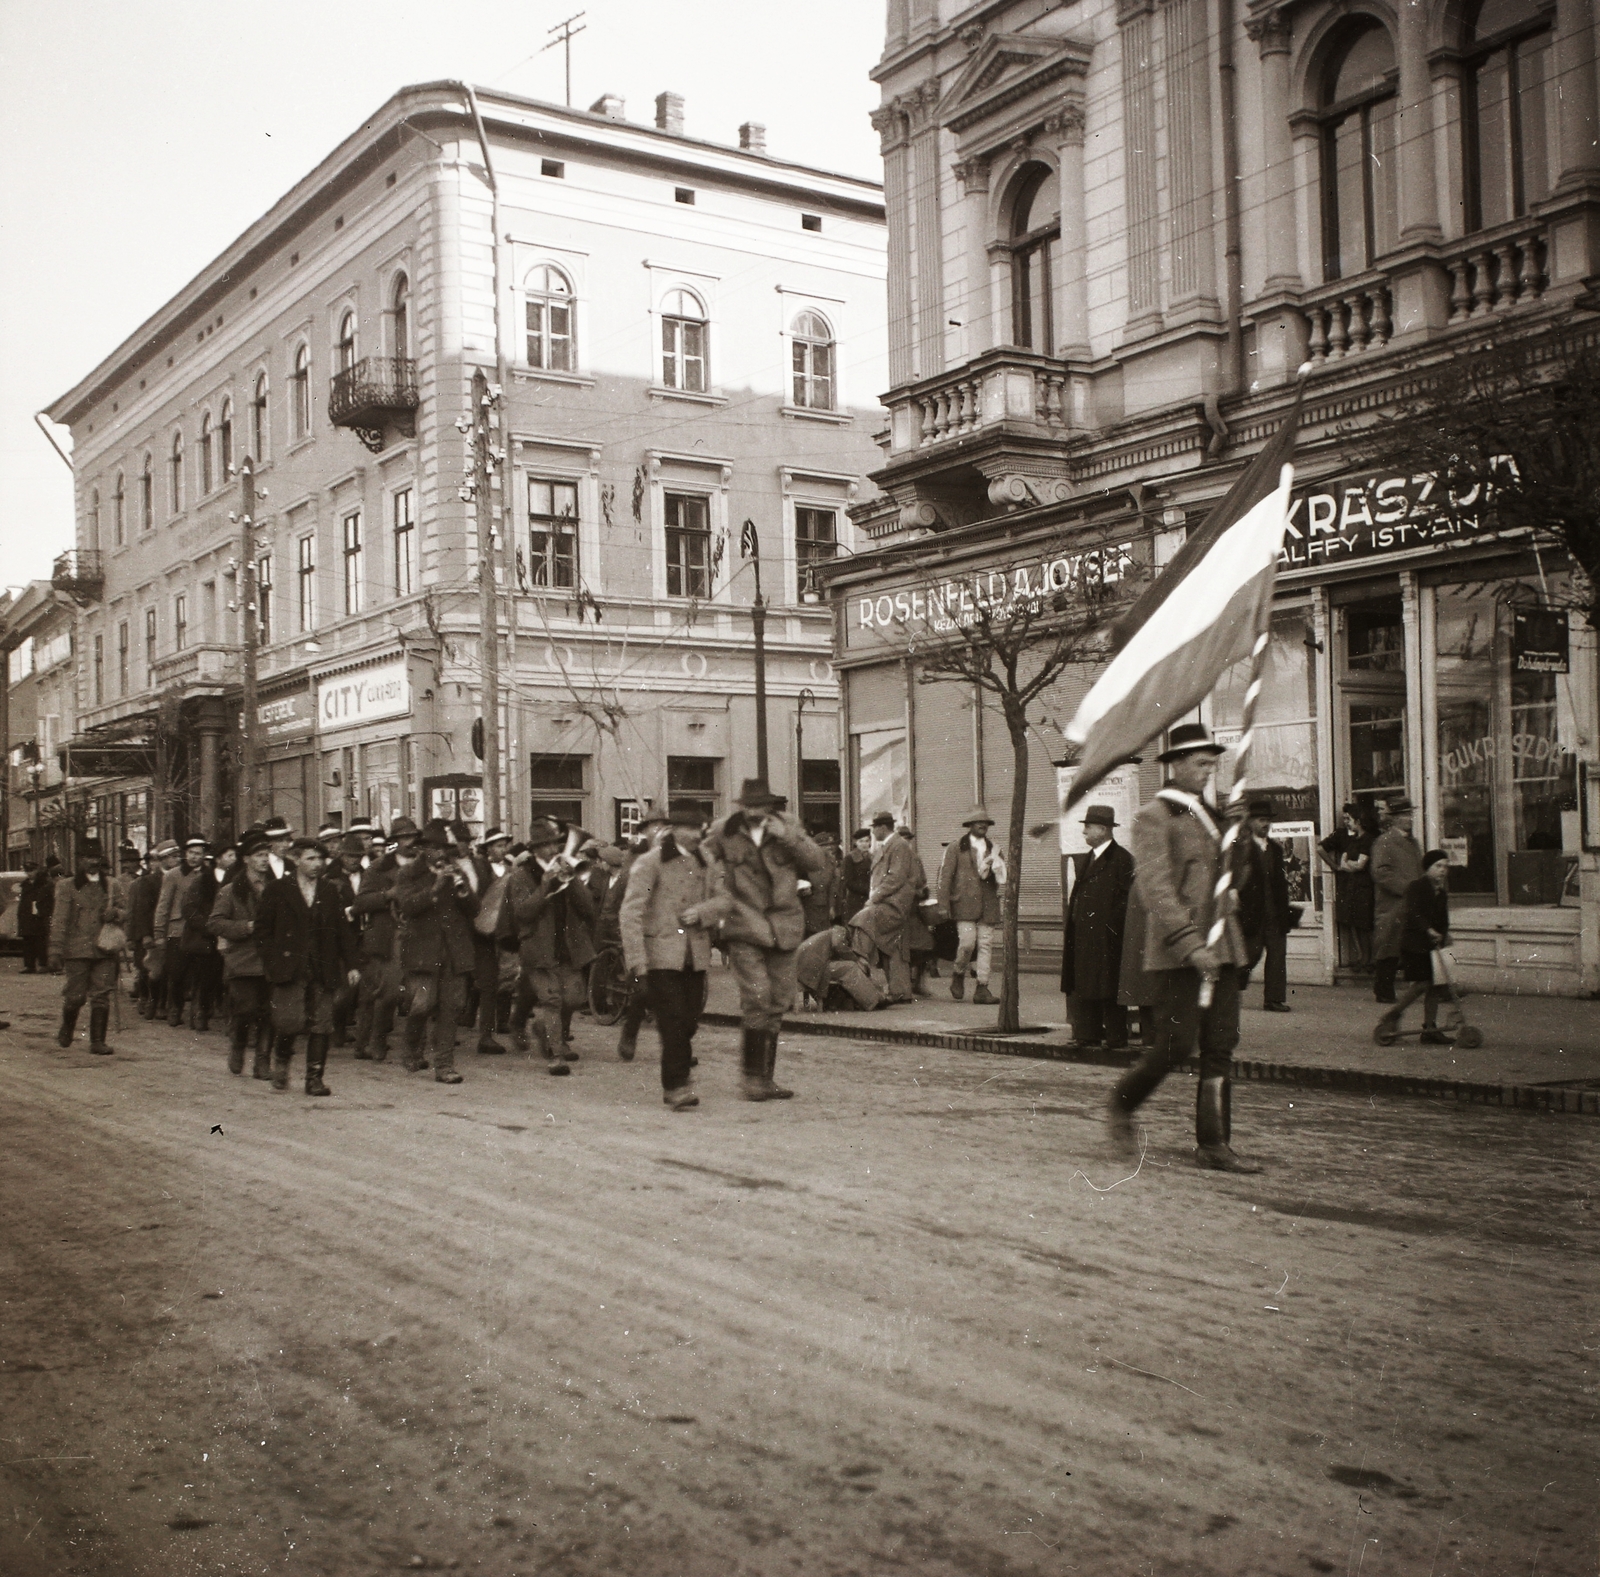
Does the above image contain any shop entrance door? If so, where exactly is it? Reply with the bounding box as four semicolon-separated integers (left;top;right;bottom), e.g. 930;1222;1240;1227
1334;594;1409;819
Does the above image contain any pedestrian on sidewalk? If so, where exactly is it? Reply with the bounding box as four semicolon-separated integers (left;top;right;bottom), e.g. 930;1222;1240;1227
797;924;887;1011
1234;798;1294;1013
705;778;828;1100
348;817;420;1061
392;821;480;1084
1371;798;1422;1005
1375;849;1456;1045
1106;724;1262;1174
619;802;725;1110
800;829;840;938
257;837;359;1095
505;818;596;1075
1319;803;1374;970
47;840;128;1055
206;830;276;1078
17;863;54;975
841;828;874;920
1060;805;1134;1048
936;809;1005;1006
599;809;670;1061
852;811;917;1004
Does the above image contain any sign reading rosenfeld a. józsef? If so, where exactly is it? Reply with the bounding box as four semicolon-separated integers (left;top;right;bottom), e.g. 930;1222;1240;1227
317;658;410;732
850;540;1136;650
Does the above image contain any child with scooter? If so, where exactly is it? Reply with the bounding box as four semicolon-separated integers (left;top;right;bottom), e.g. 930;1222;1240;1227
1373;848;1477;1048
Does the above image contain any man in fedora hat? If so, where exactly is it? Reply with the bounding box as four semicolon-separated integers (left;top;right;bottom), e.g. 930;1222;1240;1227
619;801;726;1109
1061;805;1136;1049
1234;797;1294;1012
935;808;1007;1005
391;820;480;1083
1370;797;1422;1005
704;777;828;1099
1108;723;1263;1173
599;808;671;1061
851;810;918;1004
132;839;180;1018
348;815;422;1061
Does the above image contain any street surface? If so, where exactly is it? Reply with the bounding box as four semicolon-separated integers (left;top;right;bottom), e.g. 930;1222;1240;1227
1;964;1595;1577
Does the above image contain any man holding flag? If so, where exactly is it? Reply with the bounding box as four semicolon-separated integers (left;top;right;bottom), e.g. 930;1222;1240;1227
1063;382;1304;1174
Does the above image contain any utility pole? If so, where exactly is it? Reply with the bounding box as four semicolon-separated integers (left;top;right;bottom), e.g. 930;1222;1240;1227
741;519;769;784
465;369;503;831
237;457;261;833
543;11;587;107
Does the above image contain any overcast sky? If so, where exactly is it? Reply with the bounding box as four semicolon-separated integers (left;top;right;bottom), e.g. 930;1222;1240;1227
0;0;885;596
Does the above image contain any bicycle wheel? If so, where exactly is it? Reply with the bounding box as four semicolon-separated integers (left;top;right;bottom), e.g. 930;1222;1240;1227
589;946;631;1025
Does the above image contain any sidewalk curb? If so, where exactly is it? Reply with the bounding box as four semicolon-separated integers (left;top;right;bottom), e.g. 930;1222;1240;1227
703;1012;1600;1118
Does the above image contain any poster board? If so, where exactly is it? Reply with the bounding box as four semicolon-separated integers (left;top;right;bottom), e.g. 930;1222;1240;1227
1267;819;1320;915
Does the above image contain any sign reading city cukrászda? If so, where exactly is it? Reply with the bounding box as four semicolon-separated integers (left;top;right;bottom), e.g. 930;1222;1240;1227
317;658;410;731
848;539;1137;652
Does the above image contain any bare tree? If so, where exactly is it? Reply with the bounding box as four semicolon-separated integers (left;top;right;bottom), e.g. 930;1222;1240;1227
912;536;1142;1032
1350;323;1600;626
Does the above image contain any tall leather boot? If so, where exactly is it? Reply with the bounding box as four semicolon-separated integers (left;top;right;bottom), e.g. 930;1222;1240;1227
251;1018;272;1080
475;994;506;1056
558;1007;579;1060
228;1017;249;1075
740;1028;772;1101
89;1003;114;1055
763;1030;794;1099
304;1034;332;1097
1194;1077;1262;1173
270;1034;295;1092
57;1005;81;1049
401;1013;431;1073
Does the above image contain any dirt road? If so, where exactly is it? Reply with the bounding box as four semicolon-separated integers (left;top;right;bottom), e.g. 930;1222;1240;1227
1;968;1594;1576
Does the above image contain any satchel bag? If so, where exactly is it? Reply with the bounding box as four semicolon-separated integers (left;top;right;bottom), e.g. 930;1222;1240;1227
1430;946;1459;989
95;922;128;957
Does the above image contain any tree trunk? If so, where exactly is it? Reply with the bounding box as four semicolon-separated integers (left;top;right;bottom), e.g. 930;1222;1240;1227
997;706;1031;1033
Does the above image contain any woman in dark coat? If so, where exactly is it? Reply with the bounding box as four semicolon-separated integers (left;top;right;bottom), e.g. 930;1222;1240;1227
1319;803;1374;968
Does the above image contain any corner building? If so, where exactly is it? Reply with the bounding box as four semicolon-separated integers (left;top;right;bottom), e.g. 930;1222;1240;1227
828;0;1600;994
46;84;886;852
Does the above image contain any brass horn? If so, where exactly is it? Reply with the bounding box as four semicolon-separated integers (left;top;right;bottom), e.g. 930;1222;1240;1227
551;823;594;888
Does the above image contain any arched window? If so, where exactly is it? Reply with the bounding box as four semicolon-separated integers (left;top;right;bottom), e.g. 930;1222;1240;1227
791;310;836;410
140;455;154;531
336;310;358;373
113;472;126;546
524;265;574;371
661;288;707;392
1463;0;1551;232
392;273;410;360
252;372;269;458
1317;22;1399;281
219;398;234;479
169;431;184;515
1008;164;1061;352
199;411;214;495
89;488;101;551
292;344;311;439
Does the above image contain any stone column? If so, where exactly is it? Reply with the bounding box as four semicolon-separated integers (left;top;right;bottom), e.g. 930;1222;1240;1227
906;81;947;381
1163;0;1219;320
195;696;228;840
1046;109;1091;359
872;101;915;387
1395;0;1441;241
1248;10;1302;292
1118;0;1163;336
952;153;995;357
1551;0;1600;191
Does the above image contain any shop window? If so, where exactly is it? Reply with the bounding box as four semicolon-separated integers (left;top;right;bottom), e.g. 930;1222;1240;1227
615;798;646;843
530;752;588;830
527;478;579;589
664;492;711;598
854;727;907;827
667;756;719;824
1008;163;1060;351
1345;596;1403;672
800;757;841;841
1463;0;1551;233
1316;22;1399;281
426;776;484;835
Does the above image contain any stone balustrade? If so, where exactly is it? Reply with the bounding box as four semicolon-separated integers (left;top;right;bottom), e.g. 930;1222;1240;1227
1444;220;1548;321
887;349;1076;454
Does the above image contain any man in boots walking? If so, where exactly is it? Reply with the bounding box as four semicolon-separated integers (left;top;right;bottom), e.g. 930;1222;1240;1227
392;820;480;1083
257;837;359;1095
1107;724;1263;1174
48;840;127;1055
206;829;276;1078
704;778;827;1101
348;816;420;1061
936;809;1006;1006
600;809;669;1061
504;819;595;1075
467;828;515;1056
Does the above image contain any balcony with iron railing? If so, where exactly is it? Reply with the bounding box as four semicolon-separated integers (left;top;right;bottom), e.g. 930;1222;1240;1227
51;549;104;605
328;357;419;451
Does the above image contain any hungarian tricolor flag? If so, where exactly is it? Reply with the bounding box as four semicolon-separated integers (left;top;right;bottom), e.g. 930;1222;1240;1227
1063;390;1302;810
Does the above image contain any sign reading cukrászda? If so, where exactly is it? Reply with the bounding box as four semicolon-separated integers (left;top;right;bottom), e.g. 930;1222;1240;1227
849;540;1136;651
317;658;410;732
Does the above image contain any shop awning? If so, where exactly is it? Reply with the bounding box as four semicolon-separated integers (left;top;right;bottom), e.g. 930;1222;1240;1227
59;741;156;778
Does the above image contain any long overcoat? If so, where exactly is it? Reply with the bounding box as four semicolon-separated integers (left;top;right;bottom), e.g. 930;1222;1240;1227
1370;827;1423;960
850;833;917;956
1060;840;1136;998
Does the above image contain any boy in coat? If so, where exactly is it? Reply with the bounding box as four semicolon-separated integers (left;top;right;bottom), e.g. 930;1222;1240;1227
1375;849;1455;1044
47;840;128;1055
256;838;360;1094
618;802;726;1109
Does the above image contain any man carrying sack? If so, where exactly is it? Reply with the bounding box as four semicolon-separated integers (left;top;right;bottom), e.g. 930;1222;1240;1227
704;777;827;1101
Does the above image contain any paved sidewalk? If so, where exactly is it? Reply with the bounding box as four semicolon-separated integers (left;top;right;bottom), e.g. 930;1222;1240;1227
700;962;1600;1111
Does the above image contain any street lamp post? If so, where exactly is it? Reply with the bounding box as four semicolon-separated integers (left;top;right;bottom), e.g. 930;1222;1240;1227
795;687;815;816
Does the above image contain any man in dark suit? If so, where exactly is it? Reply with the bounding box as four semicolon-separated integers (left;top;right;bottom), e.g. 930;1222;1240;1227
1234;797;1294;1012
393;821;481;1083
1060;804;1136;1049
257;837;360;1095
348;816;420;1061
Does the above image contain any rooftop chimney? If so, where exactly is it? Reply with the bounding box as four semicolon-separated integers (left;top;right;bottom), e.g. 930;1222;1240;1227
738;121;767;154
655;91;684;135
589;92;625;120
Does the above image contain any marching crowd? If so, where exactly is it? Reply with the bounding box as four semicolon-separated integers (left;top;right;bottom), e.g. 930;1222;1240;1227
15;730;1459;1166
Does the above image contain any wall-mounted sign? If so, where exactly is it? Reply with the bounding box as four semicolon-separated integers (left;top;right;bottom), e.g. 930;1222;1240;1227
1512;608;1569;673
845;539;1138;654
317;659;410;733
1280;464;1512;571
258;688;314;743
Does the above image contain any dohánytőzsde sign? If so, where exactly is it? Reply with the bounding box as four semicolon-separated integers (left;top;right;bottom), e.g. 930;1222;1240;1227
1281;462;1514;570
317;659;410;732
849;539;1136;651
